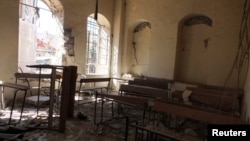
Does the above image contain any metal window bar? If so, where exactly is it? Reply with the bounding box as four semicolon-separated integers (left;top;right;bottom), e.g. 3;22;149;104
86;17;110;74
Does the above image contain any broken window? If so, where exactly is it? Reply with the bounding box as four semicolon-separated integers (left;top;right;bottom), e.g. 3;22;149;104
86;16;110;75
18;0;64;73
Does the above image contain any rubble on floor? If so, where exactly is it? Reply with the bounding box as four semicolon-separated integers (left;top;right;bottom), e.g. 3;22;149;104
0;95;207;141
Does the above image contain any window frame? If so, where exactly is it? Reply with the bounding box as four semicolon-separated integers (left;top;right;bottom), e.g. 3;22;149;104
86;17;110;75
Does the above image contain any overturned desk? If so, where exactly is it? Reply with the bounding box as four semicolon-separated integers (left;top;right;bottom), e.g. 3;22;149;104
26;65;77;132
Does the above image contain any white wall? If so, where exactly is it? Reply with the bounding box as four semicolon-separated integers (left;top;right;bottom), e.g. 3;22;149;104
60;0;115;76
0;0;249;121
122;0;244;87
0;0;19;99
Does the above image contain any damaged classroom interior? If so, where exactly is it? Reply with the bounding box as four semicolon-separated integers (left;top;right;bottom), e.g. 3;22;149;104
0;0;250;140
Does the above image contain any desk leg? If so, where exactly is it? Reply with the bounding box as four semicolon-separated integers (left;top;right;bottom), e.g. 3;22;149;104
0;86;5;110
37;68;42;116
8;89;27;125
48;68;56;129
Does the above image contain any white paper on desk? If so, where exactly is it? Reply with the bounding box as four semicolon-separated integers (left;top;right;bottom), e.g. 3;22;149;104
182;90;192;105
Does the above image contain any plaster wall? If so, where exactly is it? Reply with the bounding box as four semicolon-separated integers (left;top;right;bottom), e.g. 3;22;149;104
130;27;151;76
111;0;125;77
122;0;244;87
0;0;19;99
60;0;115;76
241;0;250;123
243;66;250;123
0;0;249;121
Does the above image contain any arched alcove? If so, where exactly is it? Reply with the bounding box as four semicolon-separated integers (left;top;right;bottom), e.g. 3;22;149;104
175;14;213;84
127;20;152;76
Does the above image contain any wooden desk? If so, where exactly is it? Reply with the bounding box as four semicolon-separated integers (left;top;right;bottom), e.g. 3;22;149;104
26;65;64;129
26;65;77;133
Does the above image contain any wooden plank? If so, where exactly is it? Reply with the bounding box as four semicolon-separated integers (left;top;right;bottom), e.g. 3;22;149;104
119;84;168;98
15;73;62;79
129;78;170;90
135;77;173;83
26;64;64;69
79;78;111;83
0;81;28;90
76;78;111;94
152;100;245;124
189;95;239;111
131;124;201;141
98;93;245;124
172;90;240;111
173;87;241;111
97;93;149;108
186;87;242;98
198;85;244;95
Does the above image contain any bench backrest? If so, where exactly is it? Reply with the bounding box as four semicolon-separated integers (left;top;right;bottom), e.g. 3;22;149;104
79;78;111;83
77;77;111;92
128;78;172;91
152;100;245;124
15;72;62;79
119;84;168;99
172;86;242;112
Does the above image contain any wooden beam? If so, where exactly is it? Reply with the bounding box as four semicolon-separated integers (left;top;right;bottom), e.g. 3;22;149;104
97;93;149;108
172;87;241;111
79;78;111;83
186;87;242;98
119;84;168;98
15;73;62;79
129;78;172;90
130;124;201;141
98;93;245;124
153;100;245;124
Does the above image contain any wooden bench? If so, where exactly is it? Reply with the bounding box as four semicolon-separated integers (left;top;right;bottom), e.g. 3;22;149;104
152;99;245;125
94;93;151;125
119;84;168;99
94;83;169;126
0;80;29;125
129;78;172;90
95;83;246;141
96;94;203;141
124;98;245;141
94;83;169;124
126;118;201;141
76;77;111;105
172;86;243;113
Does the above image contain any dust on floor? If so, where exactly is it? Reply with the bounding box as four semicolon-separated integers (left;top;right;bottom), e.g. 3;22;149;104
0;95;207;141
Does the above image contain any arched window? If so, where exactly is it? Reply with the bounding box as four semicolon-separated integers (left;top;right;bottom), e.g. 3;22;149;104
19;0;64;73
86;16;110;75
